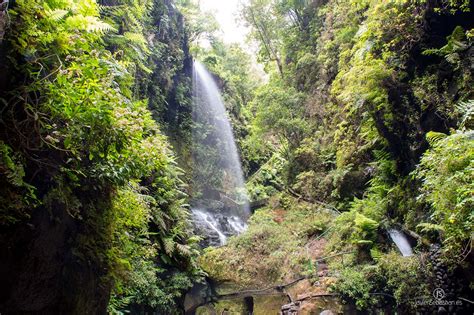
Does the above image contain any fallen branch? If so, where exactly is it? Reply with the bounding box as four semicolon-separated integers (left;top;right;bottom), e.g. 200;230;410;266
216;276;305;300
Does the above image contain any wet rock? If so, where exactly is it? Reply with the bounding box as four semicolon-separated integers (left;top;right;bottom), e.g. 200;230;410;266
184;281;213;315
281;303;293;310
196;199;225;212
219;216;232;236
281;302;300;315
191;208;248;248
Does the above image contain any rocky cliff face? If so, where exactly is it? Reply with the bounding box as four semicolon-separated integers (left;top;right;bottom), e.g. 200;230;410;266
0;194;112;314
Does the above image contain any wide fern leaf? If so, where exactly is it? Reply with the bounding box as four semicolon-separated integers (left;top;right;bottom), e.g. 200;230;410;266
176;243;191;257
426;131;447;146
46;9;69;21
163;237;175;255
66;15;117;33
456;100;474;129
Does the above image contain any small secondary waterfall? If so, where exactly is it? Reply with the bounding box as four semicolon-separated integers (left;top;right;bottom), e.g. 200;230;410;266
191;61;249;246
388;229;413;257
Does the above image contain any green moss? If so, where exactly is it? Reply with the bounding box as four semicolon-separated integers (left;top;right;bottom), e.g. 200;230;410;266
199;195;334;287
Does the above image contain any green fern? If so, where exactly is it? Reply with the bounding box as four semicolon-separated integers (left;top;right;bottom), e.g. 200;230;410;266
176;243;191;257
163;237;176;255
124;32;150;56
416;222;445;234
66;15;116;33
456;100;474;129
0;141;25;187
124;32;147;46
426;131;447;146
445;52;460;65
46;9;69;21
85;17;117;33
354;213;378;232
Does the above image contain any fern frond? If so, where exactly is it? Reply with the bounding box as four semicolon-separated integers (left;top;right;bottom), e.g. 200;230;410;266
125;10;142;29
426;131;447;146
163;237;175;255
46;9;69;21
373;149;391;161
451;40;468;51
456;100;474;129
422;48;442;56
416;222;445;233
176;243;191;257
124;32;147;46
152;211;167;231
138;62;153;74
85;16;117;33
98;3;127;12
65;15;117;33
445;52;460;65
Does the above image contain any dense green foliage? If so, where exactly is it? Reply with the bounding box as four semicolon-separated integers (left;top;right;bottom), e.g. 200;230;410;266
200;0;473;312
0;0;201;313
416;130;473;265
1;0;473;313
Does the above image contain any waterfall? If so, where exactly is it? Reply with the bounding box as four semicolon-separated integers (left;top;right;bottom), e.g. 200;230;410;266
388;229;413;257
192;209;228;245
191;61;249;246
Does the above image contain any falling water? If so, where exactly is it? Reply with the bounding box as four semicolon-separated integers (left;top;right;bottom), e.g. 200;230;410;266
192;209;228;245
388;229;413;257
191;61;249;246
228;216;248;234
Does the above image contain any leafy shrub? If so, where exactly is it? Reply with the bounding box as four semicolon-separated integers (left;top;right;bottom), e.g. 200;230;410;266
330;266;376;310
416;131;474;265
376;252;430;306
